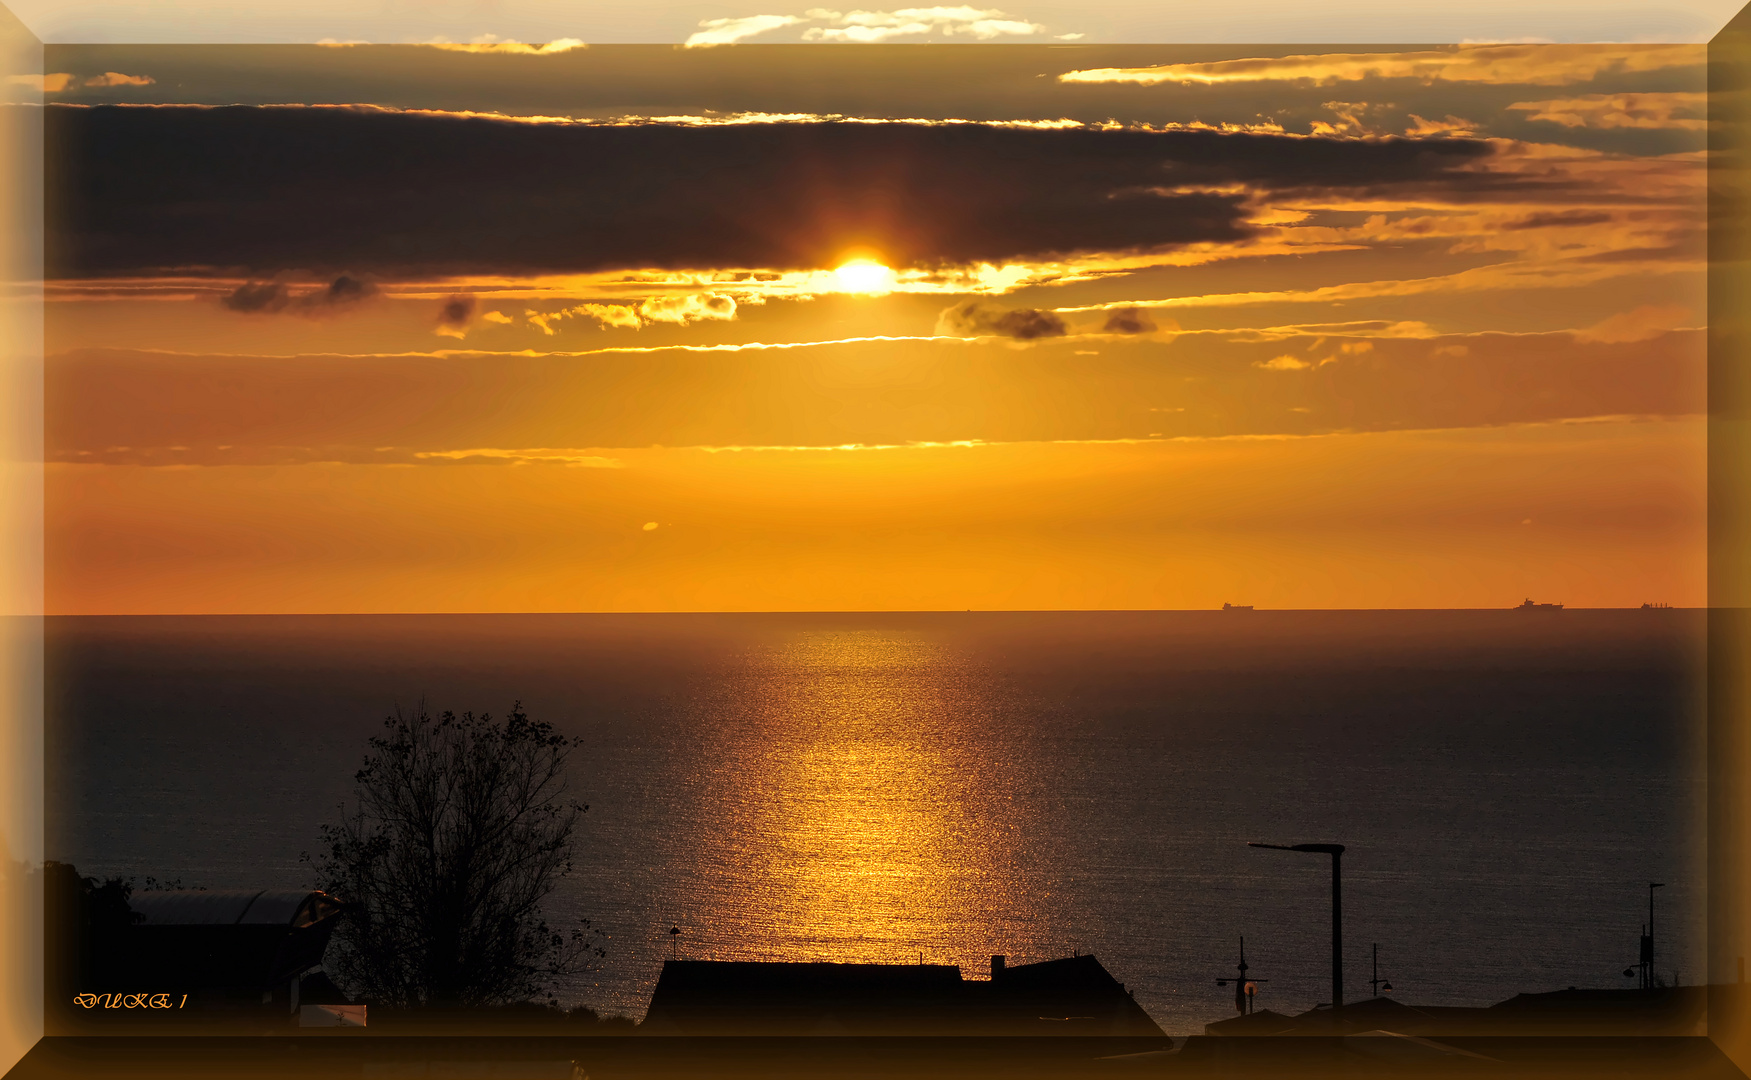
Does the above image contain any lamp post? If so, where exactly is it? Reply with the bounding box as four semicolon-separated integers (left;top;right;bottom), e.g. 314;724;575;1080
1646;883;1665;990
1251;842;1345;1014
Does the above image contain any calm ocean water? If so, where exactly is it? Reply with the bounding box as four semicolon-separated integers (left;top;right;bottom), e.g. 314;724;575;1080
45;611;1705;1035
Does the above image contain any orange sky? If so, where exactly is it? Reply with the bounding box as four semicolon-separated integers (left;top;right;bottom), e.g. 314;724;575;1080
42;43;1708;612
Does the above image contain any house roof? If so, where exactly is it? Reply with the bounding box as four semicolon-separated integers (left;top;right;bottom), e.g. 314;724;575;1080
642;955;1164;1037
1203;1008;1299;1036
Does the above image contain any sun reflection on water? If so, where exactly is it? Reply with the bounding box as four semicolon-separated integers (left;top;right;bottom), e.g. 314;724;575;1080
682;629;1036;966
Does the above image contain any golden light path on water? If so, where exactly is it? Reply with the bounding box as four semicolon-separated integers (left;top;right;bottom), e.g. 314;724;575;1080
677;629;1041;966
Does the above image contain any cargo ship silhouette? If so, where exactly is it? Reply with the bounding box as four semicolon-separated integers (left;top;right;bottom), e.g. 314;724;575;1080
1517;598;1563;610
1222;603;1254;611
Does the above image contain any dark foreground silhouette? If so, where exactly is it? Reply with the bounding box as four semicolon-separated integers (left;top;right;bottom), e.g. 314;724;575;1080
641;955;1163;1036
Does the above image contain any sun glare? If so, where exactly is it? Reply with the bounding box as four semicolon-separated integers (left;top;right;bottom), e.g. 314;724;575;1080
832;259;896;295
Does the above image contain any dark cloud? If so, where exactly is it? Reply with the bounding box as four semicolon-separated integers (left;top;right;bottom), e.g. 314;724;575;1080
1504;210;1614;230
47;105;1509;279
44;45;1710;170
437;294;476;329
220;280;289;313
220;273;375;315
324;274;372;303
1102;307;1158;334
938;300;1068;340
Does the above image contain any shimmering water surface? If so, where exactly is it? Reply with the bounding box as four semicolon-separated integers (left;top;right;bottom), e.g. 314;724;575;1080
46;611;1704;1035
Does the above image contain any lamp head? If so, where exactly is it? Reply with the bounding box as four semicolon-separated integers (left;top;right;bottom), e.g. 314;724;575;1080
1249;842;1346;855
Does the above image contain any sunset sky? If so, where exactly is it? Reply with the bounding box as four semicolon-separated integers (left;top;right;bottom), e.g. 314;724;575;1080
41;41;1707;613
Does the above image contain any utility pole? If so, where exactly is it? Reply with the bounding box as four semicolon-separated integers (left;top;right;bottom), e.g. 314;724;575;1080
1236;936;1248;1014
1369;943;1392;997
1645;883;1665;990
1217;936;1270;1015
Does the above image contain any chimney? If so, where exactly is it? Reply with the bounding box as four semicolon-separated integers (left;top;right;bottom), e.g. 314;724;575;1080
991;955;1006;980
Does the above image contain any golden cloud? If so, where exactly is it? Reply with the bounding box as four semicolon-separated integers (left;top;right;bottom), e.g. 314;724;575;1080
685;14;803;46
424;36;586;55
524;293;739;334
1505;92;1707;131
1309;101;1391;137
1055;249;1699;317
38;72;153;90
1203;320;1438;342
525;309;562;335
801;6;1047;42
1290;203;1695;276
1405;114;1481;138
637;293;737;325
1058;44;1703;88
83;72;155;88
575;303;643;330
50;233;1356;307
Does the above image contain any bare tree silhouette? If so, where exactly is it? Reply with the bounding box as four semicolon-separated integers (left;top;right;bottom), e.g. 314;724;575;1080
308;702;602;1007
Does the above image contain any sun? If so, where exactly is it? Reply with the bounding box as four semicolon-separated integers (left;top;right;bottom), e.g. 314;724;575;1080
832;259;896;295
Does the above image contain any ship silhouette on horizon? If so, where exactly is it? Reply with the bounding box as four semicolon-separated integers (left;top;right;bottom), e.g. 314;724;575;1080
1517;598;1563;610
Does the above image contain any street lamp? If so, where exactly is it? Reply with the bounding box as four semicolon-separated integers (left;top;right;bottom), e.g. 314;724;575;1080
1251;842;1345;1014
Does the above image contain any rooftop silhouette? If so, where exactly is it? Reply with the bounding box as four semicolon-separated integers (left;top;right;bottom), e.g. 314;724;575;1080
640;954;1164;1036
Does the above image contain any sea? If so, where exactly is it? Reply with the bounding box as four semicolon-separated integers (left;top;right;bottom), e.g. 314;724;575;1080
44;610;1706;1036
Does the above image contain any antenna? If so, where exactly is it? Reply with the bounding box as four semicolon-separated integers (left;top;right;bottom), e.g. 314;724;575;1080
1369;943;1393;996
1215;935;1269;1014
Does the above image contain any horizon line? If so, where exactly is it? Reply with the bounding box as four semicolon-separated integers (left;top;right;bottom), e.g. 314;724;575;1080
41;605;1701;617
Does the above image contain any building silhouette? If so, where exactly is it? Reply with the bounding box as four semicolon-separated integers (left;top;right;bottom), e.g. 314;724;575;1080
640;954;1163;1036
